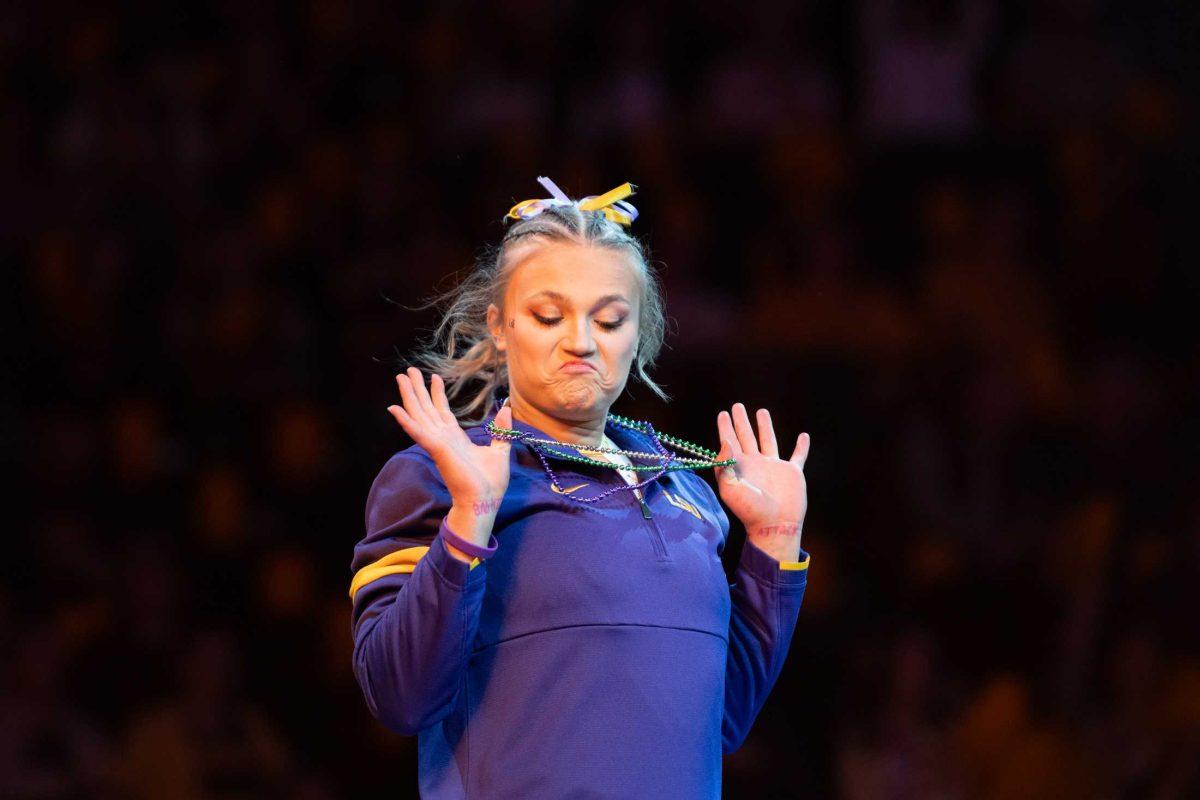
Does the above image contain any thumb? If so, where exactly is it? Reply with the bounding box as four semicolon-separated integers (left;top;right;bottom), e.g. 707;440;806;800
490;405;514;449
713;438;736;482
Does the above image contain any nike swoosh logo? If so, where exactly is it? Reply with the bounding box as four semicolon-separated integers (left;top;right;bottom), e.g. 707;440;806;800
550;483;590;495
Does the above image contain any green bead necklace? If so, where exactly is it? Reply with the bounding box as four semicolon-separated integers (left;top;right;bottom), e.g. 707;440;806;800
485;411;736;473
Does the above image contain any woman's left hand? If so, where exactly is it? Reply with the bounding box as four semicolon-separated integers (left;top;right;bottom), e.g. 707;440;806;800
714;403;810;563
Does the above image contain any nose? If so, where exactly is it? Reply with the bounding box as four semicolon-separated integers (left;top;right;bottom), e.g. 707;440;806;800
562;316;596;357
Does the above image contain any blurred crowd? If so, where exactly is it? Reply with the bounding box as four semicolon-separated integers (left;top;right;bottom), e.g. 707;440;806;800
5;0;1198;797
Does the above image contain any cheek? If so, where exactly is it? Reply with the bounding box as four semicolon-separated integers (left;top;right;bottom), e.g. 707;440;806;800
605;330;639;363
509;329;559;370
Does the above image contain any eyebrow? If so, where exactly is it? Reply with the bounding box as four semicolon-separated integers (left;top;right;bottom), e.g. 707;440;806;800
525;290;631;313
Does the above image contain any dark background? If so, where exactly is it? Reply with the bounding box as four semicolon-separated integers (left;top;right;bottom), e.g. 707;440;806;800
5;1;1199;797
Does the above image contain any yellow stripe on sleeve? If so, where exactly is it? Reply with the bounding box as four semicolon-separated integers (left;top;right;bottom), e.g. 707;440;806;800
779;554;811;571
349;545;480;601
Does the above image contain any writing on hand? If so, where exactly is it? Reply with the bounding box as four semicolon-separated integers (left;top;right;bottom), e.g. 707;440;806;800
472;497;502;516
754;522;802;538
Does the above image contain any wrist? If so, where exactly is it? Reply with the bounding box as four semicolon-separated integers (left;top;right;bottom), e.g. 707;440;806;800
443;540;476;564
450;494;504;517
438;516;498;562
743;519;804;563
446;497;501;547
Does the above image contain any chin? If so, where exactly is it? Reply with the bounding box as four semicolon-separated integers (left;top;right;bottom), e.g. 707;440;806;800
555;381;607;415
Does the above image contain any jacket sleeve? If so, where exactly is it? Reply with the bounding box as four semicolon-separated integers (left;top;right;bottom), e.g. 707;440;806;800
349;450;488;736
712;496;810;754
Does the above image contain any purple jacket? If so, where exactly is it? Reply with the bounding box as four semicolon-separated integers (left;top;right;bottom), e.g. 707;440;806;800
349;406;810;798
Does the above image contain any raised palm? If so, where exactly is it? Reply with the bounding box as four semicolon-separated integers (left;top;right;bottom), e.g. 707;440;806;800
387;367;513;505
714;403;810;536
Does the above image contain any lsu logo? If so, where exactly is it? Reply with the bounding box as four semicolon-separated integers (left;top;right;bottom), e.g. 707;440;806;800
663;489;703;521
550;482;590;495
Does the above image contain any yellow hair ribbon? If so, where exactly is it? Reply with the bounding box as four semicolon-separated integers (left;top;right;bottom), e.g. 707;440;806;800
505;177;639;227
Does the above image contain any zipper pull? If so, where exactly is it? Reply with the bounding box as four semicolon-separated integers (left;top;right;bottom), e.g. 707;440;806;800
636;491;652;518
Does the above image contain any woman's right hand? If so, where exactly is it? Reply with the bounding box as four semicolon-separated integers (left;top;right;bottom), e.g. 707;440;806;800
387;367;513;525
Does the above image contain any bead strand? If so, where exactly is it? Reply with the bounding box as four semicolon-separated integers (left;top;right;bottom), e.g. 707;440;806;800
486;415;734;470
484;412;735;505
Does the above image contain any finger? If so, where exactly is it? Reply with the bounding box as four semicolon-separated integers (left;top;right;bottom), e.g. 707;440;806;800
396;373;431;427
429;373;458;424
407;367;437;417
789;432;811;469
717;410;743;457
756;408;778;458
387;403;416;437
731;402;759;455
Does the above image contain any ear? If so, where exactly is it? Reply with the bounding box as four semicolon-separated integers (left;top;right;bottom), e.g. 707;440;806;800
487;303;506;352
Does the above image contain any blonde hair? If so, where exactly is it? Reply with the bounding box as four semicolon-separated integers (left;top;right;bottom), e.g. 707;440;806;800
403;204;670;426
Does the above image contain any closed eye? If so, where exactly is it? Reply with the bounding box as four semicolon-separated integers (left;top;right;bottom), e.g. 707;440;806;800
532;313;625;331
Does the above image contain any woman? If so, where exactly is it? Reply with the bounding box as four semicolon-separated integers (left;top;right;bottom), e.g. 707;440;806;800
349;178;812;798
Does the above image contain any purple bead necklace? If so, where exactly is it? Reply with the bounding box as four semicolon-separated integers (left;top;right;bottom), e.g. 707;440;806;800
525;419;677;504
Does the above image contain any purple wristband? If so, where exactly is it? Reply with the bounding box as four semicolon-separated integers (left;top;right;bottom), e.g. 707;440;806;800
438;517;498;560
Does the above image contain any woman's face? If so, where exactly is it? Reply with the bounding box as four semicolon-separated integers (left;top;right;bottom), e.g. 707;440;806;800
489;241;641;421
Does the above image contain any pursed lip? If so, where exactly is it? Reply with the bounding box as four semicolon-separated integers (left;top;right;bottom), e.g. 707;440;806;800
560;360;597;372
